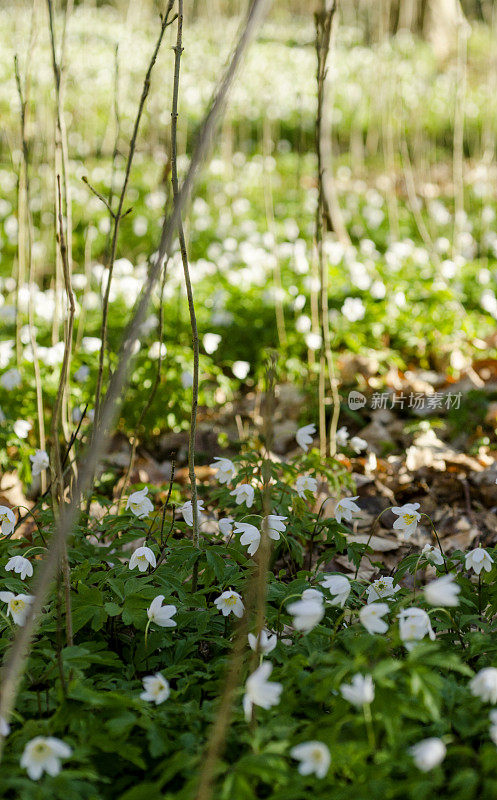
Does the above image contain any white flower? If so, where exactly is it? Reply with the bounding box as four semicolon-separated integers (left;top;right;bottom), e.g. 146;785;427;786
126;487;154;519
320;574;351;607
336;426;349;447
5;555;33;581
0;717;10;737
392;503;421;539
334;496;361;524
424;574;460;607
209;457;235;484
243;661;282;720
350;435;367;453
179;499;205;527
73;364;90;382
203;333;221;354
0;591;33;625
264;515;287;541
13;419;32;439
218;517;234;536
367;576;400;603
29;449;49;477
410;738;446;772
294;475;318;499
301;588;325;602
147;595;177;628
235;523;261;556
340;673;375;706
422;544;444;566
342;297;365;322
128;546;156;572
140;673;170;705
214;589;244;618
21;736;72;780
470;668;497;704
1;368;21;390
398;607;435;650
230;483;255;508
465;547;494;575
0;505;16;536
359;602;389;634
296;424;316;452
287;597;324;632
290;741;331;779
248;629;277;655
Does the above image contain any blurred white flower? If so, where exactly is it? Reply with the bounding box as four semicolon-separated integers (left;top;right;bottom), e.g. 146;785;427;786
290;741;330;779
232;360;250;379
350;436;367;453
243;661;282;720
334;496;361;524
0;717;10;737
214;589;244;618
392;503;421;539
359;602;389;634
5;555;33;581
367;577;400;604
336;426;349;447
342;297;365;322
470;668;497;704
128;546;156;572
179;499;205;527
13;419;32;439
248;628;277;655
287;596;324;632
296;424;316;452
398;607;435;650
424;574;460;607
0;505;15;536
147;595;177;628
320;574;351;607
340;673;374;706
465;547;494;575
235;522;261;556
181;370;193;388
230;483;255;507
126;487;153;519
218;517;234;537
0;591;33;625
209;457;235;484
73;365;90;382
0;368;21;390
21;736;72;780
305;332;322;350
203;333;221;354
294;475;317;498
140;673;170;705
30;449;49;477
410;738;446;772
422;544;444;566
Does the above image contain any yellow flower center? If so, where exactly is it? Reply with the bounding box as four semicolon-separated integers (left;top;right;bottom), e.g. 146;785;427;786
403;513;416;525
312;748;324;761
11;598;25;612
224;595;237;606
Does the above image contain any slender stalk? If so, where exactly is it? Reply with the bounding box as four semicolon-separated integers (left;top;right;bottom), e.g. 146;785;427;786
170;0;201;581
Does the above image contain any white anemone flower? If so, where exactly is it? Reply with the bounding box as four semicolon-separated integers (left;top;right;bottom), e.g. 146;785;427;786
359;602;389;634
391;503;421;539
126;487;154;519
367;576;401;604
287;596;324;632
0;505;16;536
398;607;435;650
235;523;261;556
334;496;361;524
29;449;49;476
13;419;32;439
296;424;316;452
0;717;10;737
350;435;367;453
409;738;446;772
5;555;33;581
128;546;156;572
248;628;277;655
319;574;351;607
209;457;236;484
243;661;282;720
465;547;494;575
179;499;205;527
340;673;375;706
294;475;318;499
424;574;460;607
140;673;170;705
422;544;444;566
147;595;177;628
336;426;349;447
214;589;244;618
0;591;33;625
218;517;234;537
290;741;331;779
21;736;72;780
230;483;255;507
470;668;497;704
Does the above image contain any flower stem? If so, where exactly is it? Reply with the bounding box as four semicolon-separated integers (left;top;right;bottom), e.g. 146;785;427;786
363;702;375;749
